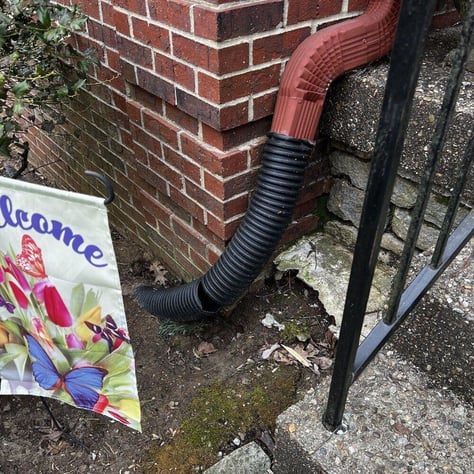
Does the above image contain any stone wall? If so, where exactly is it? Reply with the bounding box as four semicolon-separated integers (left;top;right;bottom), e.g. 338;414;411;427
320;25;472;259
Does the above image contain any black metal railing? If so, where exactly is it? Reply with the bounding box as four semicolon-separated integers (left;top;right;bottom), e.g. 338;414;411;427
323;0;474;430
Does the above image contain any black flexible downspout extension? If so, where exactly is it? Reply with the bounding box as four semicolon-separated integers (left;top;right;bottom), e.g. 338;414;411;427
135;133;314;321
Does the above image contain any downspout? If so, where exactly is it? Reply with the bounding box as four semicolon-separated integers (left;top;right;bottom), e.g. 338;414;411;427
135;0;401;321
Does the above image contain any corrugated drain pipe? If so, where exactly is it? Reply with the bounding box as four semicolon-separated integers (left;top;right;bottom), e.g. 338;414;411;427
135;0;401;321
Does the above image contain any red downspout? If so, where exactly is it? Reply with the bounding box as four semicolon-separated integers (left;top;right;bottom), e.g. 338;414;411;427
272;0;401;141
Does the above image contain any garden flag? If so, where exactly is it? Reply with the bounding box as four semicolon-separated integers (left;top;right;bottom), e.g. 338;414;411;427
0;176;141;431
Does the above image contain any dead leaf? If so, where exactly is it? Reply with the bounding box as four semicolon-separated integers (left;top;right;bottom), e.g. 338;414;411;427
313;356;333;370
281;344;311;367
195;341;217;357
323;329;338;350
149;261;168;285
273;350;296;365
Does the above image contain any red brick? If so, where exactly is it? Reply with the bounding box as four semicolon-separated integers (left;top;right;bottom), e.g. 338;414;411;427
281;214;320;245
205;212;240;241
176;89;220;128
149;154;183;189
101;2;115;27
117;36;153;68
185;179;224;218
348;0;369;11
180;133;248;177
125;99;142;124
132;18;170;52
165;103;199;135
192;218;226;250
163;145;200;185
139;190;172;226
204;212;227;240
224;170;258;200
131;140;148;165
130;124;163;159
205;167;256;201
106;48;121;72
194;1;284;41
137;67;176;105
211;43;250;74
133;85;164;111
223;194;249;220
253;28;311;65
167;0;192;31
168;186;205;224
173;61;195;92
253;91;277;121
203;171;224;199
197;0;235;4
137;163;166;193
219;101;249;130
118;0;147;16
197;73;220;102
287;0;342;25
148;0;169;22
113;8;130;36
119;58;137;84
154;51;175;82
88;20;117;48
148;0;191;29
171;216;208;255
189;246;211;273
142;109;180;149
172;33;210;69
207;245;222;265
80;1;100;20
201;119;270;152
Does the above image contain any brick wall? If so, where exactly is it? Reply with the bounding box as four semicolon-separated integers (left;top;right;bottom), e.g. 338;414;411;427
29;0;459;281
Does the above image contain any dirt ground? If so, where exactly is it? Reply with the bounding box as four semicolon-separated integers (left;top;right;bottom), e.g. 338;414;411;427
0;168;335;474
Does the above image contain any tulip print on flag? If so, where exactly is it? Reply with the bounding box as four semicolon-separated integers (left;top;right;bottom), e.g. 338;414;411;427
0;176;141;431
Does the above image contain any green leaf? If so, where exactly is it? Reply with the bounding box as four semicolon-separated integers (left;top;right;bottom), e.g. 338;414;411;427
56;84;69;97
36;7;51;29
12;81;29;98
0;353;18;370
0;135;12;157
71;78;86;93
12;99;24;116
70;283;86;319
4;343;28;380
2;320;23;339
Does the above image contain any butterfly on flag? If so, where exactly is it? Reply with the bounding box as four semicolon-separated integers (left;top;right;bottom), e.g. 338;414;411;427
85;314;130;352
0;295;15;314
24;333;107;410
16;234;47;279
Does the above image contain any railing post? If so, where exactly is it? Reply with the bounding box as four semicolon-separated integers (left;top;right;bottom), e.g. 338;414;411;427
323;0;437;431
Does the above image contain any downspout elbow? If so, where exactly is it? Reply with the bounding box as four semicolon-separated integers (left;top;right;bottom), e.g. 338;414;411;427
272;0;401;140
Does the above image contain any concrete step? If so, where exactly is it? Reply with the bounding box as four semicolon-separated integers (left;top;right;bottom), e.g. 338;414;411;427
271;240;473;473
272;351;472;473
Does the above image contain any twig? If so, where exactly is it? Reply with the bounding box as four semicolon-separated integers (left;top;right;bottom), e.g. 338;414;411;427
40;398;90;452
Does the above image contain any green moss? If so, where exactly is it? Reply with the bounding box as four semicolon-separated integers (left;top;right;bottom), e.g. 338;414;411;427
315;194;331;231
280;320;311;344
144;366;299;472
